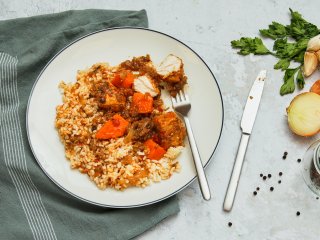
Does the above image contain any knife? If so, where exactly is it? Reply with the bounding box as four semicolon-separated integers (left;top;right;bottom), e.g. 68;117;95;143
223;70;267;212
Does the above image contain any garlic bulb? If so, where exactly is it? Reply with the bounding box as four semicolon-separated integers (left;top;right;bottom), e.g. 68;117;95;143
303;35;320;77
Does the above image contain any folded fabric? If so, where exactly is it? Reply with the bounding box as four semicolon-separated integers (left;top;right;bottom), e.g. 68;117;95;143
0;9;179;240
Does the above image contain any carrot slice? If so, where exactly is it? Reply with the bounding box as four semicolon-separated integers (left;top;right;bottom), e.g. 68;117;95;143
96;114;129;139
310;79;320;95
111;71;134;88
111;74;122;88
122;71;134;88
131;92;153;113
144;139;166;160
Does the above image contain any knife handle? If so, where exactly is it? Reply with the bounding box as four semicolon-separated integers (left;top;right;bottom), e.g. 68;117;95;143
223;133;250;211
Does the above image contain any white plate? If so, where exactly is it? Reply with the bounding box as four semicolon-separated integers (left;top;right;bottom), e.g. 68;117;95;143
27;28;224;208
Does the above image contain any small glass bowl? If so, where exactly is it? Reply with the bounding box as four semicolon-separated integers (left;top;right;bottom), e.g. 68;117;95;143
301;140;320;196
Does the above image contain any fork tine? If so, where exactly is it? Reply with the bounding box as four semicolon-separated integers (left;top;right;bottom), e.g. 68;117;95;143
179;90;186;101
171;95;177;104
184;91;190;102
176;91;182;102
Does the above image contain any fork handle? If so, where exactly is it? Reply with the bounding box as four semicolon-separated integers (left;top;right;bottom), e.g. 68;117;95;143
184;117;211;201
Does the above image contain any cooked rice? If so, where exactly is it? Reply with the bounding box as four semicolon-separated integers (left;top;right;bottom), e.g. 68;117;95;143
55;62;183;190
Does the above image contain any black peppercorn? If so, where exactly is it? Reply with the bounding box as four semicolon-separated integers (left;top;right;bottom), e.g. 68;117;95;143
270;187;274;191
296;211;300;216
228;222;232;227
253;191;257;196
297;159;301;163
268;174;272;178
279;172;283;176
263;176;267;180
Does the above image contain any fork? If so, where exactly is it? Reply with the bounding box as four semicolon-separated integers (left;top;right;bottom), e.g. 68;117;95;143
171;90;211;201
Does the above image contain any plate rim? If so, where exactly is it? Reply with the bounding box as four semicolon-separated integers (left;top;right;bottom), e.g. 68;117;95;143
26;27;224;208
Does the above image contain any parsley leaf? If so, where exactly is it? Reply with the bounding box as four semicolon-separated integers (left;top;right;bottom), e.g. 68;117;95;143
260;22;287;39
231;37;271;55
286;9;320;41
293;51;305;63
280;68;299;95
296;68;305;89
273;38;308;59
274;58;290;71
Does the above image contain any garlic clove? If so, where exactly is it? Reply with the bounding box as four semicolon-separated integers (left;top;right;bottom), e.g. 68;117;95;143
315;50;320;62
307;34;320;52
303;51;318;77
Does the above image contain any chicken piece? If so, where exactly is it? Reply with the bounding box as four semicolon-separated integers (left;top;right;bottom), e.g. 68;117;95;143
125;118;155;142
133;75;159;97
156;54;184;83
98;87;126;112
153;111;186;149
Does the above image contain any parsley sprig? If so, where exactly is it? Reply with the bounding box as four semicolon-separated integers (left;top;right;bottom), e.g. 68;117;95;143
231;9;320;95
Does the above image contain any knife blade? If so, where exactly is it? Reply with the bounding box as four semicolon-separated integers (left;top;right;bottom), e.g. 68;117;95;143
241;70;267;134
223;70;267;212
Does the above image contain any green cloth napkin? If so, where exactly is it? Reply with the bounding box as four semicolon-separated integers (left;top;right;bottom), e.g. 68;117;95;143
0;9;179;240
